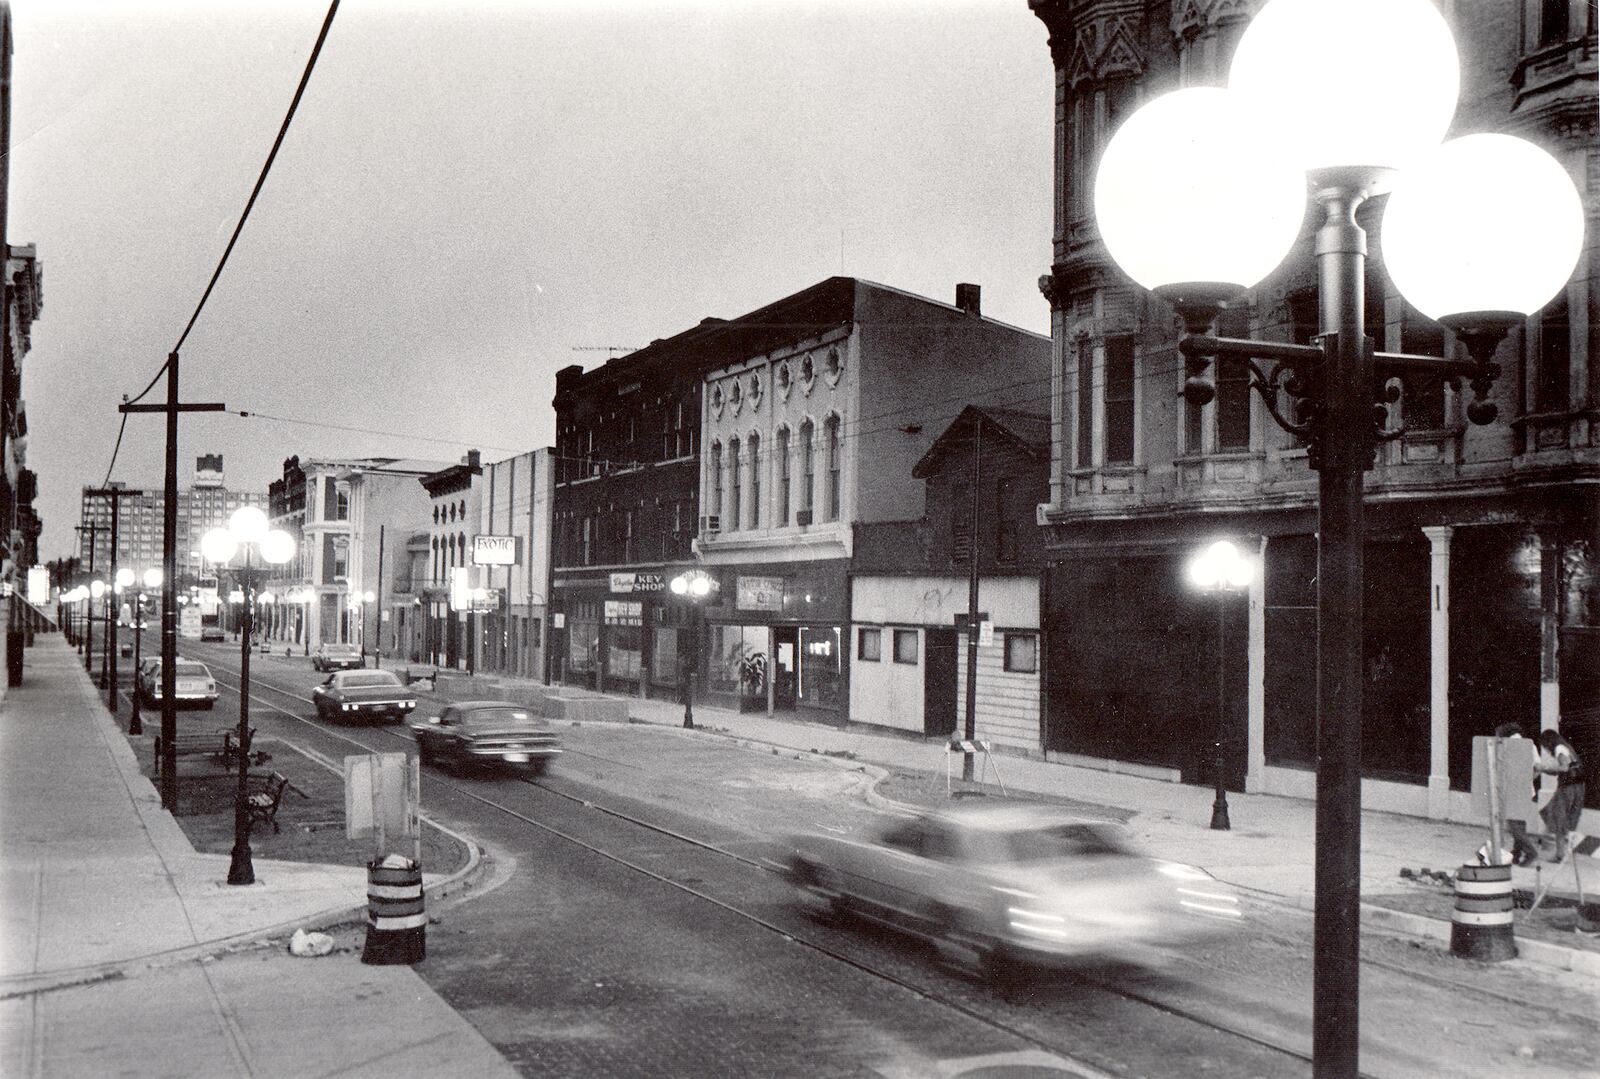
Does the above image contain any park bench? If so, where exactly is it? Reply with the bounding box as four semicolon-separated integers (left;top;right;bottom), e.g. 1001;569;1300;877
245;772;291;834
401;667;439;691
222;728;271;772
153;729;231;779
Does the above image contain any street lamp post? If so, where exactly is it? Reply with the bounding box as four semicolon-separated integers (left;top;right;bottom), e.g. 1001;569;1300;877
1187;540;1255;831
87;579;105;678
359;589;375;666
130;568;162;737
1093;2;1584;1072
670;570;715;730
111;568;134;712
203;507;295;886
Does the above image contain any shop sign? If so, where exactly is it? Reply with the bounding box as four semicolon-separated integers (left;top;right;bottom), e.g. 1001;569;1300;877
604;600;643;626
610;572;666;594
473;534;519;566
737;575;784;612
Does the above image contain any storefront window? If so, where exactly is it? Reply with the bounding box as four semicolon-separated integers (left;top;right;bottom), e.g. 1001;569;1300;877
568;620;599;673
799;625;840;708
708;625;765;695
608;624;643;683
652;626;679;685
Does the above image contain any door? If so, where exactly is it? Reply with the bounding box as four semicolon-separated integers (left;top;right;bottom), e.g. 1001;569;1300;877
772;626;798;710
924;627;957;737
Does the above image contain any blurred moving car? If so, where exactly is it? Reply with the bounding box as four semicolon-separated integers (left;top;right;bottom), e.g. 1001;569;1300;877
137;657;220;710
312;669;417;724
200;625;226;642
786;802;1242;982
410;701;560;775
312;642;363;672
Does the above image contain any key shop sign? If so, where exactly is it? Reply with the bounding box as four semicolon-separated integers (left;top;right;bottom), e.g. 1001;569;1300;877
609;572;666;594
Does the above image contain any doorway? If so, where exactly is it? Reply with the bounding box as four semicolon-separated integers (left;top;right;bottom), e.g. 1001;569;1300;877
924;627;957;736
772;626;798;710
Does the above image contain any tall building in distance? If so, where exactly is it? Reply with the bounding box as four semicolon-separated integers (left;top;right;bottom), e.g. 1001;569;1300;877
77;455;268;583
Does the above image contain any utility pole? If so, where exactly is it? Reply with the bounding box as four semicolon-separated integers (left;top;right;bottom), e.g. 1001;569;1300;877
85;487;144;714
120;353;224;811
73;522;97;663
962;415;982;781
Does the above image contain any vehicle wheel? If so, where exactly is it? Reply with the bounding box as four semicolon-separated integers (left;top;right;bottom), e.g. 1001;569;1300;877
934;910;999;982
418;740;433;766
529;759;550;777
790;858;847;922
202;701;214;711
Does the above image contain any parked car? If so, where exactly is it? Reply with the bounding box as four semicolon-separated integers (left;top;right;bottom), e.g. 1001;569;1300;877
312;669;418;724
312;642;363;672
138;658;219;710
785;802;1243;983
410;701;560;775
200;625;226;642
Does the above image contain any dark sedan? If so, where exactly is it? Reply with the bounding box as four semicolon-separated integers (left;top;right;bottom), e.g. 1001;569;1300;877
312;642;363;672
311;669;418;724
410;701;560;775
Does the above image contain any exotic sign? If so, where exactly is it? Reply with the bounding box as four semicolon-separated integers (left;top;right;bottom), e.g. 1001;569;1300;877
473;534;518;566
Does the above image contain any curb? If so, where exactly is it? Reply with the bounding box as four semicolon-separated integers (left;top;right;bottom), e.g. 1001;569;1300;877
0;682;493;997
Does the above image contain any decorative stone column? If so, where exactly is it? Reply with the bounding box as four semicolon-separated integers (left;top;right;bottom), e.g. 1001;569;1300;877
1423;526;1452;819
1540;536;1562;733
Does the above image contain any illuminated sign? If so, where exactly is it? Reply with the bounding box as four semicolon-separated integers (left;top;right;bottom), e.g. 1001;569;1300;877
472;534;518;566
27;566;48;605
737;575;784;612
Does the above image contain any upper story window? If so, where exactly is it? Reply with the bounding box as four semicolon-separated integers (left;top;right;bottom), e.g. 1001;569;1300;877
710;441;723;519
777;427;791;526
1074;337;1093;468
1103;336;1136;465
727;437;742;532
334;486;349;520
825;415;841;521
1398;302;1447;431
800;419;815;513
748;432;761;530
1533;295;1571;415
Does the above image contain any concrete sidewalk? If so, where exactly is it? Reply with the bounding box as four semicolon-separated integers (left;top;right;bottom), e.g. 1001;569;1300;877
407;660;1600;978
0;636;518;1078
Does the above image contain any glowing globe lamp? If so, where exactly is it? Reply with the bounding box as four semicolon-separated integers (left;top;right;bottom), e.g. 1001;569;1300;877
259;529;295;565
229;505;269;544
1229;0;1458;176
1382;133;1584;328
201;527;238;565
1094;87;1305;321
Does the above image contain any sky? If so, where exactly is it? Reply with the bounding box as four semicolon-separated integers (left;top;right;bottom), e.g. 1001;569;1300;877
10;0;1056;561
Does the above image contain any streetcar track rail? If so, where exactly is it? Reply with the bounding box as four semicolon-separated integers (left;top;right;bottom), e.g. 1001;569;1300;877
206;667;1360;1076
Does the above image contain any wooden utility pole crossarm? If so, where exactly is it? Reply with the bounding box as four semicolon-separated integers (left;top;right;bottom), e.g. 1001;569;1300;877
118;353;226;811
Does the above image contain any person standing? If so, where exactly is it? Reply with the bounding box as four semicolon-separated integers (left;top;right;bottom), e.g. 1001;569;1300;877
1537;729;1586;862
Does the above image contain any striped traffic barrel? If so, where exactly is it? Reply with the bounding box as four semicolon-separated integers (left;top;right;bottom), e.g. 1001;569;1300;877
1449;863;1516;962
361;857;426;965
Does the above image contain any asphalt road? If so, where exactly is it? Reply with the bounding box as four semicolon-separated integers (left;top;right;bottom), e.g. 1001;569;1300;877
168;636;1599;1079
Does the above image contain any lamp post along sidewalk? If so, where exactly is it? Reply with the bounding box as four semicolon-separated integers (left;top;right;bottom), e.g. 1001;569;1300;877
1092;1;1584;1073
204;507;295;886
1188;540;1255;831
670;570;715;729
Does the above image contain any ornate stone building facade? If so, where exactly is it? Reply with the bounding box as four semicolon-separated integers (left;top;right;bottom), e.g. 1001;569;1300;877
1029;0;1598;820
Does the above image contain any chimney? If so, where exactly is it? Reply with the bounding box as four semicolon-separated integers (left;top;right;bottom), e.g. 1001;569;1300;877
956;283;981;318
466;449;481;470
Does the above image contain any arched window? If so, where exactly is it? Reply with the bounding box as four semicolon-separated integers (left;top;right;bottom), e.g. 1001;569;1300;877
747;431;760;529
825;414;841;521
800;419;815;517
728;437;742;532
776;427;791;526
710;442;723;520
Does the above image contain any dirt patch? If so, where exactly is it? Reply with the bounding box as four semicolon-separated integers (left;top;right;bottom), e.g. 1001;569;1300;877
872;768;1136;824
127;733;468;875
1367;882;1600;952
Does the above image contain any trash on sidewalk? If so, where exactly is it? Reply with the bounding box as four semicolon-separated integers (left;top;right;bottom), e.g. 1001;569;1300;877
288;928;335;957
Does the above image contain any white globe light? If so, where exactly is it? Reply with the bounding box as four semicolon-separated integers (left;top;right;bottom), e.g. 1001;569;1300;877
259;591;275;604
90;580;106;599
1224;553;1255;590
1188;550;1221;590
690;576;711;598
229;589;245;604
1095;87;1306;295
1382;134;1584;323
201;527;237;564
671;576;688;596
143;568;163;589
229;505;269;544
115;567;135;588
363;590;376;603
1230;0;1458;175
259;529;295;565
